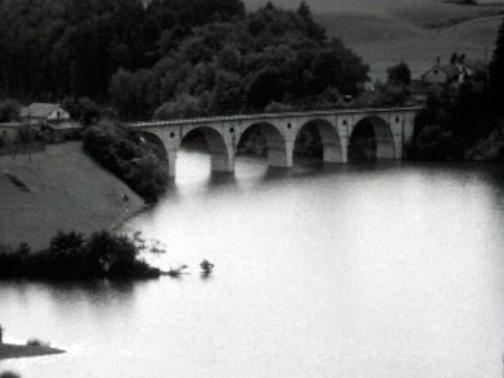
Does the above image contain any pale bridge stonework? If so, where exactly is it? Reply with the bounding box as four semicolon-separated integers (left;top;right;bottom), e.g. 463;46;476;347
128;106;422;178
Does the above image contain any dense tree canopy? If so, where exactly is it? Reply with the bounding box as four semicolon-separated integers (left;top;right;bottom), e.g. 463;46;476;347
387;62;411;86
0;0;369;120
0;0;246;101
123;4;369;119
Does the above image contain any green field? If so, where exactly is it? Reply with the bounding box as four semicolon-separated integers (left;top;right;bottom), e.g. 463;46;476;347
244;0;504;79
0;143;145;251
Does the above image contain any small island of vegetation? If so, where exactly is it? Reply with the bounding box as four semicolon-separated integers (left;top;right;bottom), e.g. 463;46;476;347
0;343;64;361
0;326;64;361
0;230;161;280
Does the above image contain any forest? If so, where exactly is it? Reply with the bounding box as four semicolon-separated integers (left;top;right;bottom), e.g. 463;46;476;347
2;0;504;162
0;0;369;120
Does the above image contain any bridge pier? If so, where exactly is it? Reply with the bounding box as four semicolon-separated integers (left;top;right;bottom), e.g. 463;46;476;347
375;135;396;159
166;149;178;178
339;137;349;164
323;145;342;163
211;150;235;173
268;141;294;168
393;133;403;159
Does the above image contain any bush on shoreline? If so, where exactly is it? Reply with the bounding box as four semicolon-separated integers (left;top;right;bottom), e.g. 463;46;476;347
26;338;50;348
0;372;20;378
83;121;169;202
0;231;161;280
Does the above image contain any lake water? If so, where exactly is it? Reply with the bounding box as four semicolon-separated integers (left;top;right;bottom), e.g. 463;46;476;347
2;151;504;378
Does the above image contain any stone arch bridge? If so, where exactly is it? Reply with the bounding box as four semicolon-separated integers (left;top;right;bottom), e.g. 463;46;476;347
128;106;422;178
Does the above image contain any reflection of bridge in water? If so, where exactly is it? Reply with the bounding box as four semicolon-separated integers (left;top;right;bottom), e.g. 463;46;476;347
128;106;422;178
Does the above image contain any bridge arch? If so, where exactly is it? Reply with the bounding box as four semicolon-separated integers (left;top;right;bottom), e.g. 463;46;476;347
236;121;291;167
348;116;395;161
136;131;169;161
294;119;342;163
179;126;233;173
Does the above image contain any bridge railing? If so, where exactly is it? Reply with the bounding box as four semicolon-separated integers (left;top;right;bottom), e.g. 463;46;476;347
126;105;423;128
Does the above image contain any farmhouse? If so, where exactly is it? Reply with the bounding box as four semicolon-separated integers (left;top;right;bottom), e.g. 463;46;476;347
21;103;71;124
20;103;81;138
421;55;486;86
422;63;460;85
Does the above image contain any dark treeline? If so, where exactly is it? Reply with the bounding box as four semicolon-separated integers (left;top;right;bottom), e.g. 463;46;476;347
0;0;245;101
0;0;369;120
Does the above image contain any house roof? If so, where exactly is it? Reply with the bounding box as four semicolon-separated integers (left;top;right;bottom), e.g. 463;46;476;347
20;103;63;119
437;64;460;79
421;63;460;81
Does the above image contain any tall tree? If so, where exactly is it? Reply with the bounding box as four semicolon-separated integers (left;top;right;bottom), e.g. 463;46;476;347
387;62;411;86
297;2;326;42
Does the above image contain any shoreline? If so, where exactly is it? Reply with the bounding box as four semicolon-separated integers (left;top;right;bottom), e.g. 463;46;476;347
110;202;151;233
0;343;65;360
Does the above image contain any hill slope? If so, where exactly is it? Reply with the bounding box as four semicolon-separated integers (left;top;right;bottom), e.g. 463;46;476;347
244;0;504;79
0;143;145;251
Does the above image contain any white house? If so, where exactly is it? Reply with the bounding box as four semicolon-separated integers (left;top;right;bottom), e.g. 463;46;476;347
20;103;71;124
421;63;461;85
421;56;486;86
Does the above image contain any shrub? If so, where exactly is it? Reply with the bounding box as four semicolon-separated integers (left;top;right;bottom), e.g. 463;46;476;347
62;97;101;125
264;101;295;113
0;99;20;122
83;121;169;202
0;230;161;280
154;94;203;120
387;62;411;86
26;338;49;347
412;124;461;160
0;371;21;378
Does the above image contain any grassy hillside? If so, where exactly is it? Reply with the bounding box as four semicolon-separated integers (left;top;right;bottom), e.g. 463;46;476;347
350;15;501;79
243;0;504;79
0;143;145;251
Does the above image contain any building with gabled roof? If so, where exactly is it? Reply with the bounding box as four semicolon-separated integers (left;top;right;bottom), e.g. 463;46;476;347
20;103;71;124
421;55;487;86
421;63;461;85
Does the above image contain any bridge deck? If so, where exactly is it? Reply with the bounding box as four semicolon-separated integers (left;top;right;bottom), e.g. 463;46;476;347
127;106;422;128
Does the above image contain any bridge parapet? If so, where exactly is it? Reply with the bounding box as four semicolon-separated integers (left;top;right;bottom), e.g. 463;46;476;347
127;106;421;129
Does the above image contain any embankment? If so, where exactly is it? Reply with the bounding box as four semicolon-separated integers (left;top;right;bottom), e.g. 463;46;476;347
0;142;145;251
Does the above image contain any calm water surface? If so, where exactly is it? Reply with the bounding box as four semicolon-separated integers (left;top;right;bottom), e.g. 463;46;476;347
2;151;504;378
